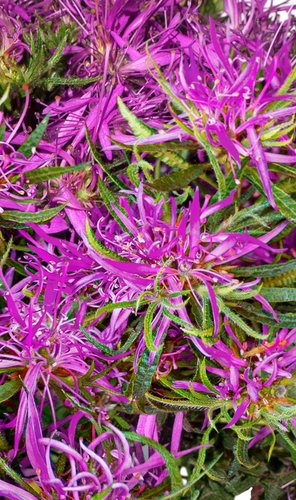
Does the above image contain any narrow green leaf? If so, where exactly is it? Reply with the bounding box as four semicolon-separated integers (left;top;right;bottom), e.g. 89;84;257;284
233;303;296;328
161;453;223;500
97;176;133;235
18;113;50;158
0;122;5;141
85;219;128;261
145;392;224;411
148;166;203;192
0;456;39;497
276;66;296;97
144;302;159;351
81;325;141;356
218;300;267;339
0;85;10;107
233;259;296;278
163;308;196;333
261;288;296;302
246;168;296;221
0;237;13;268
200;359;219;394
91;486;112;499
85;127;128;191
191;424;215;478
124;431;183;491
117;97;156;138
1;203;67;223
45;75;101;86
272;184;296;223
25;162;89;183
83;300;141;327
133;347;163;399
236;435;258;469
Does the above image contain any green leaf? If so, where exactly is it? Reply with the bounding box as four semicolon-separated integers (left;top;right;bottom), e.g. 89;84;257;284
234;303;296;328
0;378;22;403
161;453;223;500
91;486;112;500
117;98;193;169
163;308;198;334
117;97;156;138
0;122;5;141
45;75;101;86
85;127;128;191
191;423;216;478
0;237;13;268
233;259;296;278
261;288;296;302
25;162;89;183
83;300;141;327
133;347;163;399
144;302;159;351
0;456;39;497
0;85;10;107
148;166;203;192
145;392;224;412
218;299;267;339
97;176;133;235
272;185;296;223
85;219;128;261
200;359;219;394
1;203;67;223
81;325;141;356
235;435;258;469
18;113;50;158
246;168;296;221
124;431;183;491
276;66;296;97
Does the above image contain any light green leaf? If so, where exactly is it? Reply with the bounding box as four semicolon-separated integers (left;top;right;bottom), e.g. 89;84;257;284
117;97;156;138
200;359;219;394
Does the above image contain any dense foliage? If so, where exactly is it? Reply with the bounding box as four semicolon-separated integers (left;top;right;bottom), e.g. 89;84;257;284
0;0;295;498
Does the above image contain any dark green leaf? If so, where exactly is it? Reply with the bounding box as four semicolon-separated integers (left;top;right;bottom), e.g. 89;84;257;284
233;259;296;278
148;166;203;192
85;219;128;261
25;162;89;183
18;114;50;158
124;431;183;491
0;378;22;403
261;288;296;302
133;347;163;399
1;203;67;223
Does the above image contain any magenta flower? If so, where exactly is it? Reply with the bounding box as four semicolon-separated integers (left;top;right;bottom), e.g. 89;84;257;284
173;325;296;427
82;184;285;347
